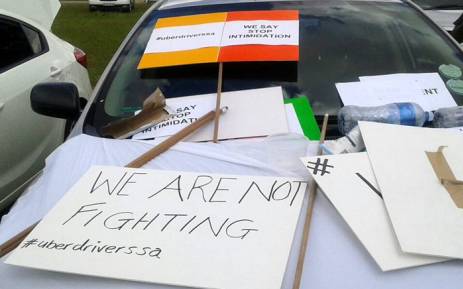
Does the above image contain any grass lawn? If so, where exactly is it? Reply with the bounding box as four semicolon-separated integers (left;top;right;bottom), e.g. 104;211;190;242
52;2;152;86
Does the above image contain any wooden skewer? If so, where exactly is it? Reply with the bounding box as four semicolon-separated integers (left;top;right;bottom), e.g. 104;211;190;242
127;108;227;168
0;108;227;258
213;62;224;143
292;114;329;289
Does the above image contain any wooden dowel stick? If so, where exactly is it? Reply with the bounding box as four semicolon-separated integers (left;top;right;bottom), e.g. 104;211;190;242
127;108;226;168
0;108;227;258
292;114;329;289
213;62;224;143
0;223;37;257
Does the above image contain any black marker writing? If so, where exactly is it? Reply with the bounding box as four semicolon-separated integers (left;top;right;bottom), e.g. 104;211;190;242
21;238;162;259
355;173;383;199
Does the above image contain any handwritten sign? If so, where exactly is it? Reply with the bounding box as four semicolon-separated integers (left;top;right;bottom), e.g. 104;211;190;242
133;97;212;140
132;87;289;141
6;166;307;289
301;153;444;271
138;10;299;69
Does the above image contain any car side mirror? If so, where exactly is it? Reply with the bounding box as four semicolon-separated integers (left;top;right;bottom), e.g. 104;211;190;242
31;82;82;120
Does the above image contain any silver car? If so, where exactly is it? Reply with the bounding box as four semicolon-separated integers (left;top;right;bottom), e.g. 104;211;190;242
32;0;463;139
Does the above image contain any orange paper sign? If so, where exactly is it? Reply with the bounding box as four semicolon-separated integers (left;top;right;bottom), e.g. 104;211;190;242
138;10;299;69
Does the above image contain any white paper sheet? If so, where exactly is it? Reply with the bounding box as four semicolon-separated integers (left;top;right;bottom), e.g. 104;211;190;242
144;22;224;54
132;87;289;141
360;73;457;111
336;73;457;111
335;82;371;106
301;153;445;271
221;20;299;46
285;104;303;135
360;122;463;259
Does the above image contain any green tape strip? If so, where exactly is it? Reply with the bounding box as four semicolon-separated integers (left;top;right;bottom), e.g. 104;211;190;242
284;97;321;140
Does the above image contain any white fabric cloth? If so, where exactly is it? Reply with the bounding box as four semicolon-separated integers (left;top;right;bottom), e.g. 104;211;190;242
1;134;463;289
0;134;310;244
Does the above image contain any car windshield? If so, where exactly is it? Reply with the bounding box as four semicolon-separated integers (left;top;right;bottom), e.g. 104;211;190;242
412;0;463;10
86;0;463;137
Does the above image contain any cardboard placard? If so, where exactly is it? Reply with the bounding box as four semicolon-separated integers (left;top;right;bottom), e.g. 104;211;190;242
359;122;463;259
6;166;308;289
138;10;299;69
301;153;445;271
132;87;289;141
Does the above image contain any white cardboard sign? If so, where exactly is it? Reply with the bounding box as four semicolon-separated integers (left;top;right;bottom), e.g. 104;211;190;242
132;87;289;141
301;153;445;271
360;122;463;259
336;73;456;111
6;166;308;289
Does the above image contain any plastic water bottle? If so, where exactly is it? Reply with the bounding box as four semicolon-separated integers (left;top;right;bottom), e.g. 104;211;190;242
432;106;463;128
338;102;431;135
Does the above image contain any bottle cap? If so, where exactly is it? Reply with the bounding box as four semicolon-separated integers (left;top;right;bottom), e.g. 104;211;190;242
439;64;463;80
446;79;463;96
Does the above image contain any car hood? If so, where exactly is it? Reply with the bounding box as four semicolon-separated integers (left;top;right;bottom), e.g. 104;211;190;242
423;9;462;31
0;0;60;30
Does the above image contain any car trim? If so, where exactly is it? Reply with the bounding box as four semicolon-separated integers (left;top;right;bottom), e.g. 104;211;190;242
0;15;50;75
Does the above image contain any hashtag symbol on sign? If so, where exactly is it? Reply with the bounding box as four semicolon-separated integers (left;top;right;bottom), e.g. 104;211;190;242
306;158;333;176
21;238;38;248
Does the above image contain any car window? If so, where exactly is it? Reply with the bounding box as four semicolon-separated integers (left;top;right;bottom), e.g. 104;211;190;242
0;17;46;73
87;0;463;137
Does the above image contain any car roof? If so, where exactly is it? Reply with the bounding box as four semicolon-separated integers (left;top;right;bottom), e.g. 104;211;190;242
159;0;404;10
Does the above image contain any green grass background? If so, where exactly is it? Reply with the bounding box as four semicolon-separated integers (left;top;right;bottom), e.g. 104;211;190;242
52;2;152;86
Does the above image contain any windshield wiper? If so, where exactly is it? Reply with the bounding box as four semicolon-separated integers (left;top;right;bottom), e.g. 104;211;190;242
424;4;463;10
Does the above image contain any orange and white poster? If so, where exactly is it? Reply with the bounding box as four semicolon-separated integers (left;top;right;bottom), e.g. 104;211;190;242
138;10;299;69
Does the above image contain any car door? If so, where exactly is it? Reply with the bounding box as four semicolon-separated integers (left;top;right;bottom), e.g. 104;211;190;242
0;16;66;210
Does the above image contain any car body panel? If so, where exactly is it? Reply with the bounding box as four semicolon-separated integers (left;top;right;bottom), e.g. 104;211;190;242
0;9;92;211
0;0;60;30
